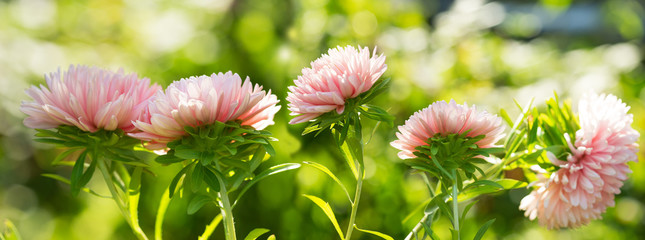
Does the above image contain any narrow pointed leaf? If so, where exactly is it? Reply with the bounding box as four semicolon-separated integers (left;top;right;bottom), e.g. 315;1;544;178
233;163;300;207
302;194;345;240
302;161;351;203
41;173;110;198
473;218;496;240
187;195;213;215
353;225;393;240
243;228;270;240
70;151;88;196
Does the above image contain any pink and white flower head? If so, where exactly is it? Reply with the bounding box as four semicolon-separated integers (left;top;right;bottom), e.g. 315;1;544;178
519;93;639;229
286;45;387;124
129;72;281;150
20;65;161;133
391;100;505;160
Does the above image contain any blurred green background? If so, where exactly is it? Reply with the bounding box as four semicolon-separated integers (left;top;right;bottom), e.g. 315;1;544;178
1;0;644;239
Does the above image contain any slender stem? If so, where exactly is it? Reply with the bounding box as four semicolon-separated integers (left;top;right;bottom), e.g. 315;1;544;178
344;164;363;240
218;181;237;240
404;212;430;240
97;159;149;240
155;186;171;240
198;214;223;240
451;170;460;240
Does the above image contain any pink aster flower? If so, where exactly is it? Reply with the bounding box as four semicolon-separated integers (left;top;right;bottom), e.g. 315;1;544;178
519;93;639;229
286;45;387;124
20;65;161;133
391;100;505;159
129;72;281;149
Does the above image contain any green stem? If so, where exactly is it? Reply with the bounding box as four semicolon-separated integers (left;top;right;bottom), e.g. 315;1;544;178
404;212;431;240
452;170;460;240
218;180;237;240
97;159;149;240
155;186;171;240
198;214;223;240
344;164;363;240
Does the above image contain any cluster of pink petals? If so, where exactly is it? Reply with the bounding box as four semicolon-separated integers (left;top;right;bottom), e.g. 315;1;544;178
519;93;639;229
129;72;281;150
286;45;387;124
390;100;505;159
20;65;161;133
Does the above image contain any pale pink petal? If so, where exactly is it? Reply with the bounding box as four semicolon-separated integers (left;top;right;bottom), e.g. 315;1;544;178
287;45;387;123
129;71;280;150
390;100;505;159
20;65;160;133
519;92;639;229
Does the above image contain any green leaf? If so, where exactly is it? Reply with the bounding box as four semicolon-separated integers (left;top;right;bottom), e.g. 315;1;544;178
249;147;266;172
175;145;201;160
128;167;143;232
187;195;213;215
191;164;204;192
243;228;270;240
33;138;67;145
2;219;22;240
202;167;221;192
41;173;109;198
359;104;394;125
169;163;192;198
495;179;527;189
70;151;88;196
156;151;184;164
353;225;393;240
499;109;513;126
302;161;351;202
51;148;81;166
233;163;300;208
263;142;276;157
303;194;345;240
461;200;479;226
430;193;452;221
464;180;503;191
473;218;496;240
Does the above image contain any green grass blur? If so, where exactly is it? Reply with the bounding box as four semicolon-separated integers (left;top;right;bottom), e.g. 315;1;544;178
1;0;644;239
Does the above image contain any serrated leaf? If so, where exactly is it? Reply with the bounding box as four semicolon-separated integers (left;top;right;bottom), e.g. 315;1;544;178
473;218;496;240
187;195;213;215
243;228;270;240
303;194;345;240
353;225;393;240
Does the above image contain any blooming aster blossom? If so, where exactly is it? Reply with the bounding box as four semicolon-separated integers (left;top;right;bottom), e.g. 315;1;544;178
20;65;161;133
129;72;281;149
390;100;505;159
519;93;639;229
286;45;387;124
